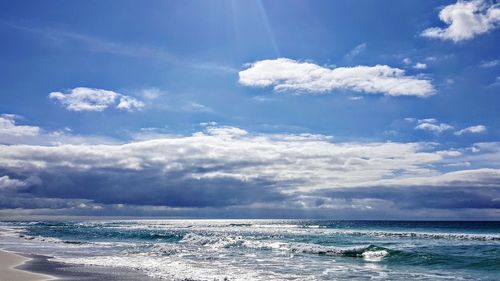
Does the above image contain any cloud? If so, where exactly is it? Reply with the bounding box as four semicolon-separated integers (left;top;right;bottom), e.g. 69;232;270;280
421;0;500;42
348;96;363;101
0;128;442;193
0;114;119;146
116;95;146;111
1;118;499;218
402;59;427;69
480;59;500;67
0;175;26;189
239;58;434;97
345;43;367;58
413;63;427;69
454;125;487;135
0;115;40;141
0;125;498;193
488;76;500;87
181;102;214;113
134;88;215;114
415;122;453;133
413;118;453;133
141;88;164;100
49;87;144;112
374;168;500;188
317;185;500;214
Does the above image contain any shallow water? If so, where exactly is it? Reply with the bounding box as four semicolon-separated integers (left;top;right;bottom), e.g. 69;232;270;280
1;220;499;280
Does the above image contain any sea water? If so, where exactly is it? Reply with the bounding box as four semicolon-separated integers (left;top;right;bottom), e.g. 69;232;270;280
0;220;499;280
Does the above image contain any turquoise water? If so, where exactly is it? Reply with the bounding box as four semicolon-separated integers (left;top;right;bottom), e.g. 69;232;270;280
1;220;499;280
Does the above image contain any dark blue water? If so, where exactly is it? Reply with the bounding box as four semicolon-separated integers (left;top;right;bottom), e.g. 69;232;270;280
1;220;499;280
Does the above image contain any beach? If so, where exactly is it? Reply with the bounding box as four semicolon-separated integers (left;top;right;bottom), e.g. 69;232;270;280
0;250;55;281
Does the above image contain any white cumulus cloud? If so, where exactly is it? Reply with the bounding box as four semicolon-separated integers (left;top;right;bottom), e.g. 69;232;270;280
421;0;500;42
49;87;144;112
239;58;434;97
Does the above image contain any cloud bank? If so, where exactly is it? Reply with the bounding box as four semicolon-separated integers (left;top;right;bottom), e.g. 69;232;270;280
239;58;434;97
49;87;145;112
422;0;500;42
0;117;499;218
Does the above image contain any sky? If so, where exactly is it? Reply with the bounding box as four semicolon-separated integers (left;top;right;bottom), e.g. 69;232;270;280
0;0;499;220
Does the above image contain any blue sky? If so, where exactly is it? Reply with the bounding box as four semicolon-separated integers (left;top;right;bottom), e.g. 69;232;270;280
0;0;499;219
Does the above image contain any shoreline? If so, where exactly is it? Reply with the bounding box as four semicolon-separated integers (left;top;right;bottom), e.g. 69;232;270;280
0;249;56;281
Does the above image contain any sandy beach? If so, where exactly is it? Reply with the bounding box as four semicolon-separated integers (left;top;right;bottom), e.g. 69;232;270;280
0;250;55;281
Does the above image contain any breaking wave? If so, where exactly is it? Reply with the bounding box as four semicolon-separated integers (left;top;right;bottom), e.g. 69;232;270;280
178;232;391;259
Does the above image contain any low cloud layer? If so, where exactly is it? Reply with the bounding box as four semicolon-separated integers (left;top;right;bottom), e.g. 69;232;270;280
0;118;499;218
49;87;145;112
421;0;500;42
239;58;434;97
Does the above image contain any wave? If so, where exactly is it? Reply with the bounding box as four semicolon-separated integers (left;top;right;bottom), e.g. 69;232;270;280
178;232;391;260
18;223;183;244
325;230;500;241
122;243;180;257
179;233;245;248
287;243;387;257
230;223;500;241
248;241;391;260
18;234;84;244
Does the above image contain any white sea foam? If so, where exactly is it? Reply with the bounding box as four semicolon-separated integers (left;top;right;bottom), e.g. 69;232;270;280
243;240;385;258
60;254;309;281
362;250;389;262
0;226;24;238
179;233;246;248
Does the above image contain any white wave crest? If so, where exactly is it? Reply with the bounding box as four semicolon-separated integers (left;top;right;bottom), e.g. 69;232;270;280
179;233;245;248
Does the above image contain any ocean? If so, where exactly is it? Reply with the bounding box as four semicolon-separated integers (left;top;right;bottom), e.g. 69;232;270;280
0;220;499;280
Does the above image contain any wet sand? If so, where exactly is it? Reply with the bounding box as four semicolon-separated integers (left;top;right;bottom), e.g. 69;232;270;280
0;250;55;281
